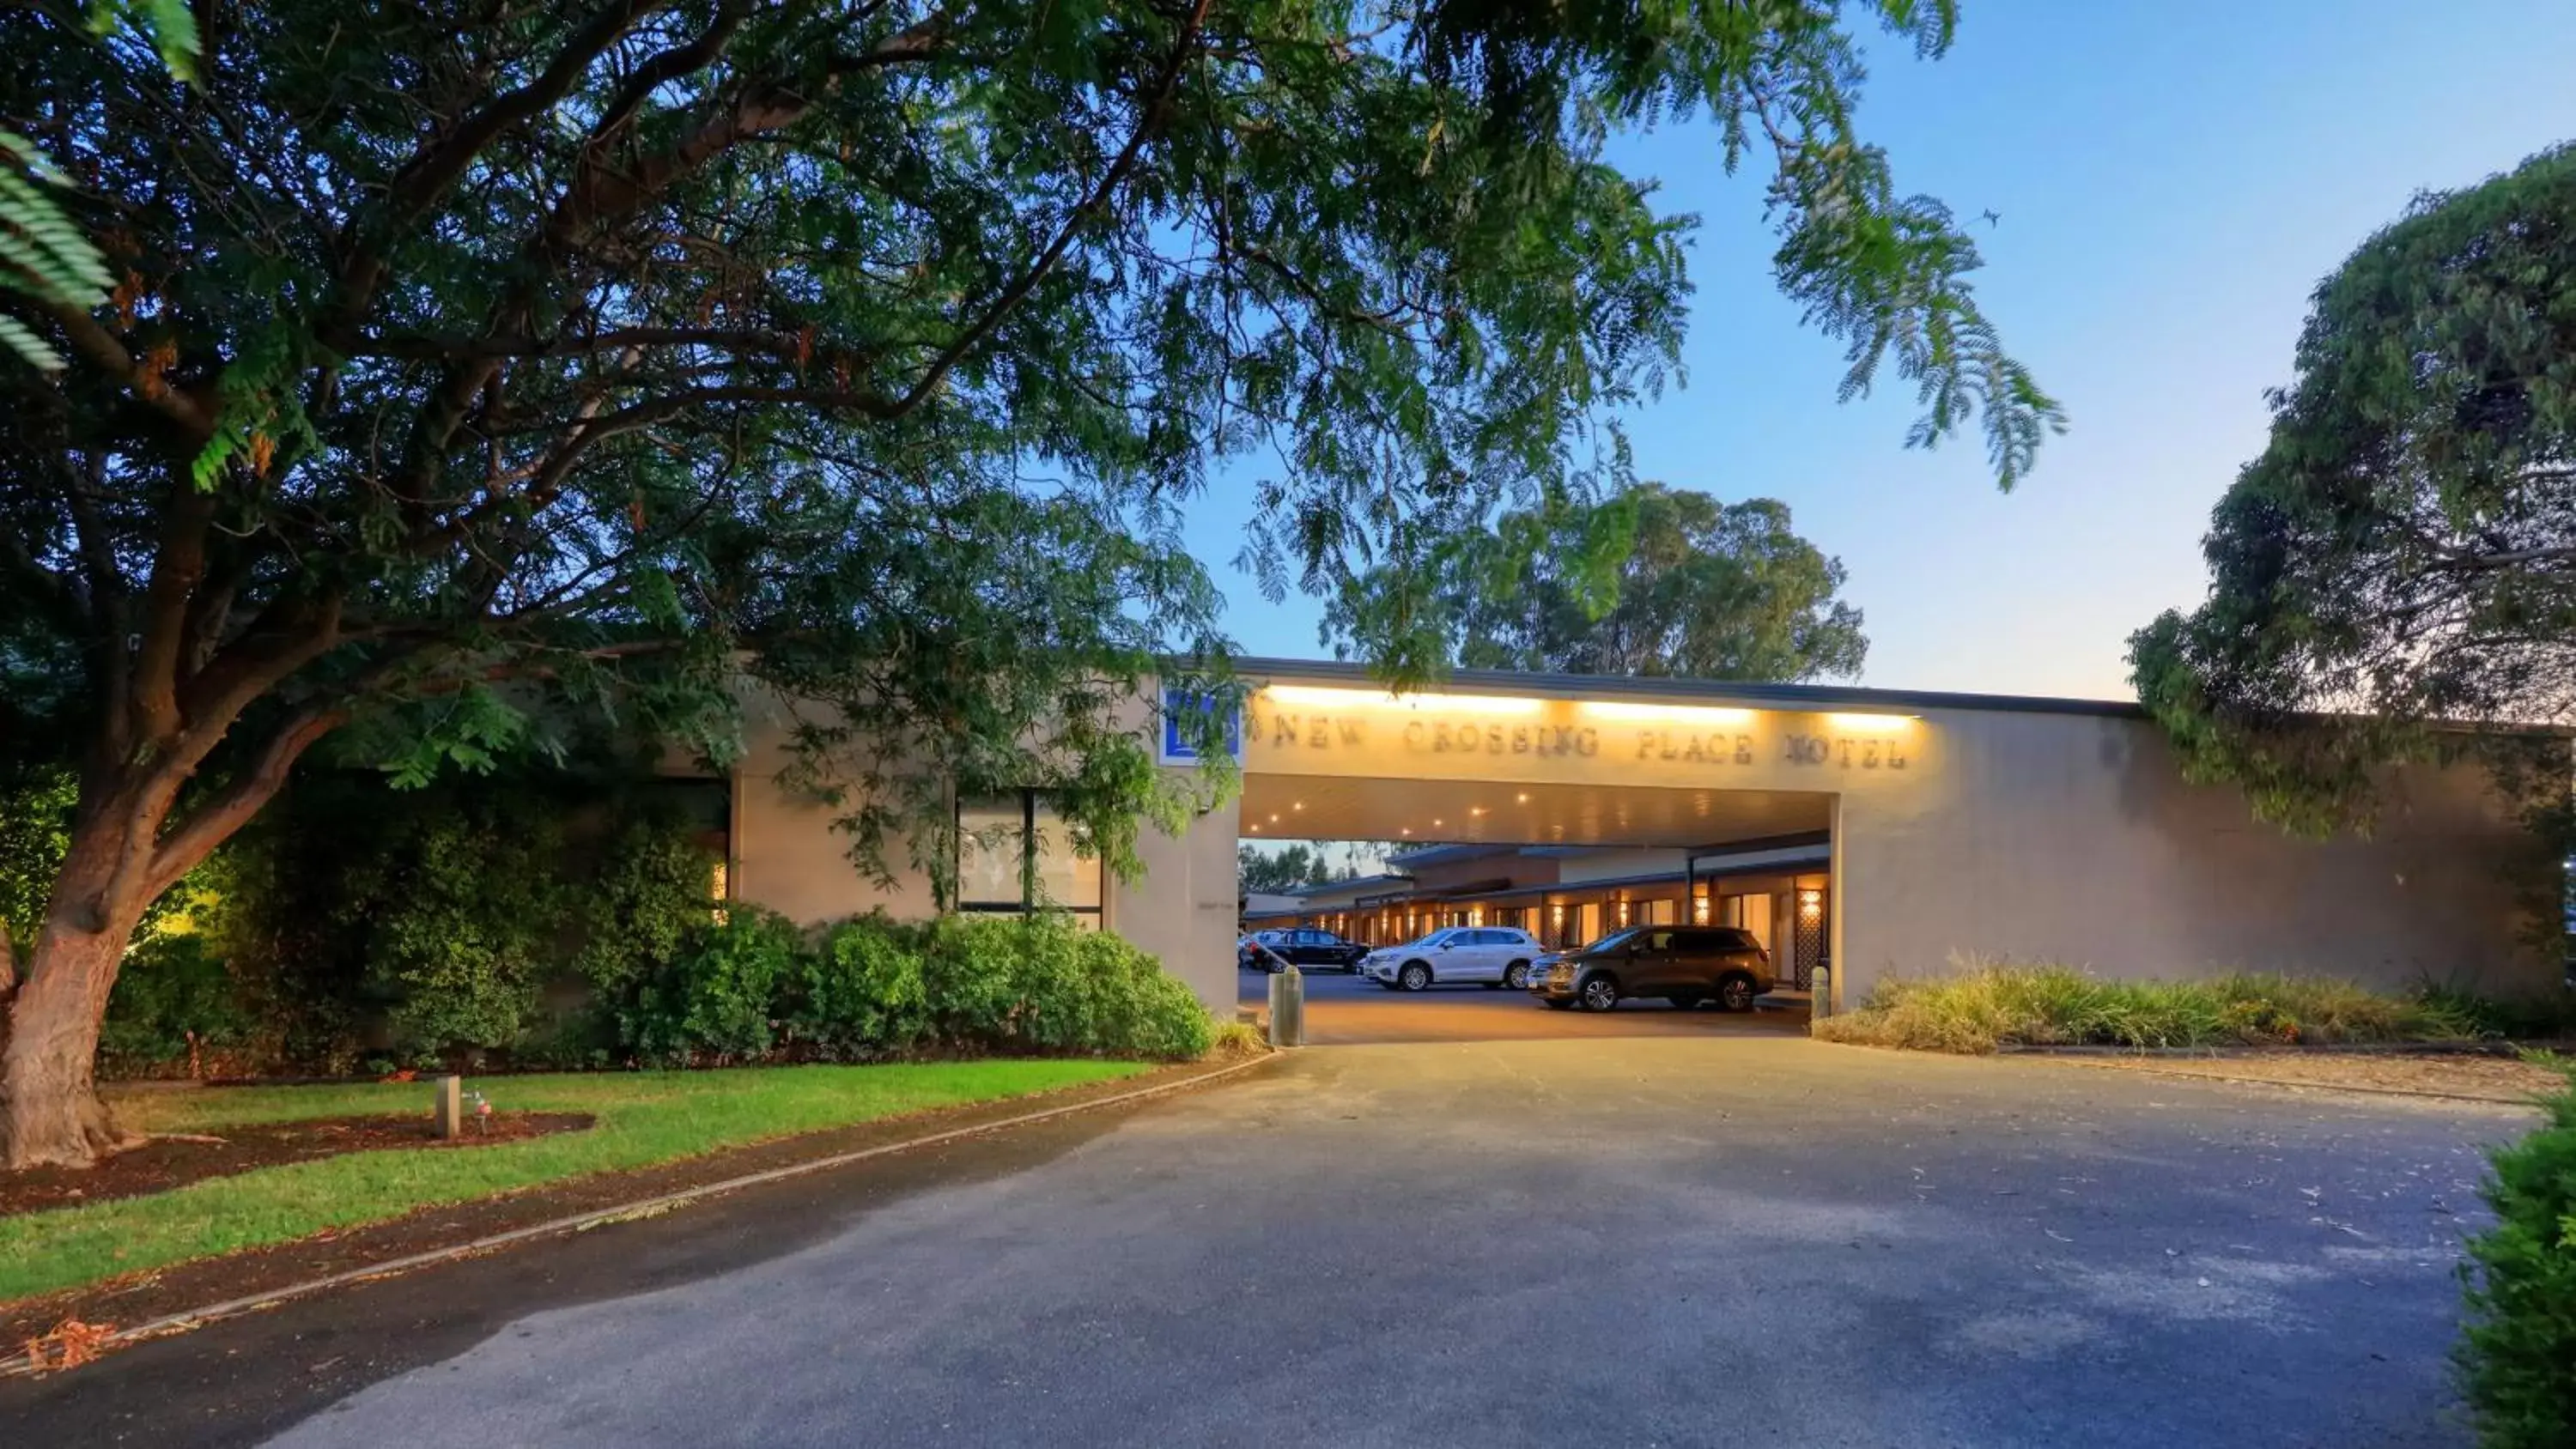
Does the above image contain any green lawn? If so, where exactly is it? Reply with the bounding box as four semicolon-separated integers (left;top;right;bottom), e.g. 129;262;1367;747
3;1060;1150;1304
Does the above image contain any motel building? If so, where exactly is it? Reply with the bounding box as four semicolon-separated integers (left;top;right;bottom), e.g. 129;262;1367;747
723;658;2562;1019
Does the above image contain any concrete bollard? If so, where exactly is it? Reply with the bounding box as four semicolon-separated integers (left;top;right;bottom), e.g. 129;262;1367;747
1267;965;1305;1048
432;1075;463;1139
1809;966;1832;1024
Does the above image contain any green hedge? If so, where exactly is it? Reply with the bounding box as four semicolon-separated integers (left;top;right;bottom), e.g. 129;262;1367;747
619;908;1212;1066
2458;1068;2576;1447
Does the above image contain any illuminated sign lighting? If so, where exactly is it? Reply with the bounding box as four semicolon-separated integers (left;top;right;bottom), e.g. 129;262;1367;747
1579;700;1757;725
1261;684;1545;715
1826;712;1917;732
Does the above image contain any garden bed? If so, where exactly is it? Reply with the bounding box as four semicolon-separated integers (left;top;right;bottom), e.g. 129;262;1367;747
2037;1049;2567;1104
1812;962;2576;1054
0;1113;596;1218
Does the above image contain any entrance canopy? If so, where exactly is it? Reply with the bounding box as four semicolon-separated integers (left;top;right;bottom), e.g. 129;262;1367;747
1239;774;1830;849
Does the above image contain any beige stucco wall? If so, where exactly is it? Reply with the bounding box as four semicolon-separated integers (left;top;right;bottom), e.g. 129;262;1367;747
725;686;1242;1015
1832;706;2557;1003
726;670;2559;1023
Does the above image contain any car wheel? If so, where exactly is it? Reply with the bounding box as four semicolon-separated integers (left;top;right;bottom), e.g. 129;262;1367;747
1716;972;1758;1013
1578;973;1620;1012
1398;961;1433;992
1503;961;1531;991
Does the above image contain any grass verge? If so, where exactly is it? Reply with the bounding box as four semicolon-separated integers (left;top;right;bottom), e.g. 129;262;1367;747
1;1060;1147;1304
1812;960;2570;1054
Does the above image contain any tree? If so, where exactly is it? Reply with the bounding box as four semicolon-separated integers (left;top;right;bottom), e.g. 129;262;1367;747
1327;482;1868;679
1239;842;1332;893
2129;142;2576;849
0;0;2056;1166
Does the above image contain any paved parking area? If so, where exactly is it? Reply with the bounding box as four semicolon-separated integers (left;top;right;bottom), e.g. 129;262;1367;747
3;1034;2524;1447
1242;964;1811;1043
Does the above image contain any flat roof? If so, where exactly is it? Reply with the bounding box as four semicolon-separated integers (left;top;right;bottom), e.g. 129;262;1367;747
1230;657;2148;719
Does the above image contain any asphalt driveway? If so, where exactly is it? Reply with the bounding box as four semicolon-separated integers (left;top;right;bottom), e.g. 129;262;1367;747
1242;964;1813;1043
3;1037;2528;1448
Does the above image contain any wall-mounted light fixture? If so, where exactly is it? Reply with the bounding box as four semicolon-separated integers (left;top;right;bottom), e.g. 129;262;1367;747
1798;888;1824;919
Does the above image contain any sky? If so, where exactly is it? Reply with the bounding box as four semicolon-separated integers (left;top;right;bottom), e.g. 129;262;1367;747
1178;0;2576;702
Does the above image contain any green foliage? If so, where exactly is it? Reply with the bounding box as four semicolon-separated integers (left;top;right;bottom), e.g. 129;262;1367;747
1814;959;2505;1054
1239;842;1335;893
196;769;716;1071
2130;142;2576;851
625;908;1212;1064
617;906;805;1066
0;3;2052;1002
96;928;256;1071
1327;483;1868;682
350;809;567;1058
2458;1067;2576;1448
794;914;933;1058
575;821;719;998
0;767;74;951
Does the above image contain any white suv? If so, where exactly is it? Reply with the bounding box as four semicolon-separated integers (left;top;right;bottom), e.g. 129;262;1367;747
1360;927;1545;991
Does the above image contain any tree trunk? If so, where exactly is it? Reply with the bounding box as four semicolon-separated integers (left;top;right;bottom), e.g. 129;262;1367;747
0;821;150;1169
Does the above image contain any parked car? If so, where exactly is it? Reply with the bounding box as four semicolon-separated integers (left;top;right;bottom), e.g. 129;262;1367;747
1359;927;1543;991
1240;927;1371;973
1528;926;1774;1013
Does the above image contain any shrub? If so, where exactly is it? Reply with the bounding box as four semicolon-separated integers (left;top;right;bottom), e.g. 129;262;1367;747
793;914;932;1056
918;913;1030;1046
2457;1068;2576;1448
1814;958;2497;1054
576;819;718;997
361;811;568;1058
619;906;807;1064
787;912;1210;1061
98;929;258;1075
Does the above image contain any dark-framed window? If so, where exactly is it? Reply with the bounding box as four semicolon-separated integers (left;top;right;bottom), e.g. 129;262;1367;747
956;791;1103;924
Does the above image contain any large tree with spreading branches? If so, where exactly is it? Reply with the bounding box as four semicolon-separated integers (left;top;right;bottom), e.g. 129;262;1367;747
0;0;2056;1166
2130;142;2576;852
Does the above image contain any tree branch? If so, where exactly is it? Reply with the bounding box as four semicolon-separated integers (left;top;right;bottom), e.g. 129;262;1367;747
27;300;216;441
893;0;1212;415
142;705;351;903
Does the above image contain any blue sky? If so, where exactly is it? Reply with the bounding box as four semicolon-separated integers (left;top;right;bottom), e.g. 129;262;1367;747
1181;0;2576;700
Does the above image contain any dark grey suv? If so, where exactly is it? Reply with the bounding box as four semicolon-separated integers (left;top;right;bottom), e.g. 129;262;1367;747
1529;925;1775;1012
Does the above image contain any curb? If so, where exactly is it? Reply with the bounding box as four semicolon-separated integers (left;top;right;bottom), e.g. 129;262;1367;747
2;1051;1280;1379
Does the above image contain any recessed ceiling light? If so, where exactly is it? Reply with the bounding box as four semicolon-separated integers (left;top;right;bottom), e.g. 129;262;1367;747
1431;818;1443;828
1269;814;1279;823
1516;792;1529;803
1293;802;1304;810
1400;828;1412;835
1469;807;1485;815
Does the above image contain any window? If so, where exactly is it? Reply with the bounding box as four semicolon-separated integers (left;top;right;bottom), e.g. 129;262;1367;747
957;791;1103;923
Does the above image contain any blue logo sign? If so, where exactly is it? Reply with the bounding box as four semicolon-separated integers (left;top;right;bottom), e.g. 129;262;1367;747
1159;687;1242;764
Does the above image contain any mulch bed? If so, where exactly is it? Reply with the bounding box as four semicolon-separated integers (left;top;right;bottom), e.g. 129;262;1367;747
0;1053;1271;1356
0;1113;597;1219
